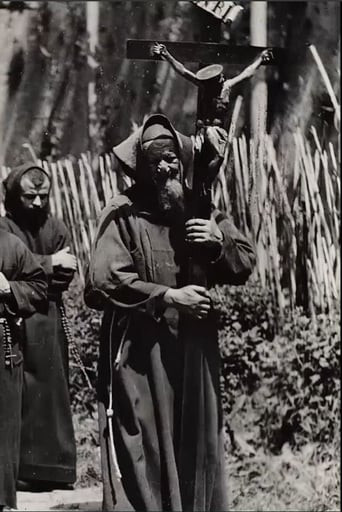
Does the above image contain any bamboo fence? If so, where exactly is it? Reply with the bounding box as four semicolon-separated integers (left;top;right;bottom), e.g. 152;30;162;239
0;129;340;321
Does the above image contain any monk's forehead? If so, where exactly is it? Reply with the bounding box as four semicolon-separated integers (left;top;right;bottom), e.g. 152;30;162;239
20;170;50;192
143;138;178;157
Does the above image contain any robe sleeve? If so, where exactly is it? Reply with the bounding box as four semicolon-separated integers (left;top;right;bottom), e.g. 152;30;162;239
34;219;75;293
85;213;168;311
32;253;53;276
5;238;48;318
209;210;256;285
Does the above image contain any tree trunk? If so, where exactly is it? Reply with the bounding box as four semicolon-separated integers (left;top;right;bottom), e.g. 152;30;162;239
250;1;268;142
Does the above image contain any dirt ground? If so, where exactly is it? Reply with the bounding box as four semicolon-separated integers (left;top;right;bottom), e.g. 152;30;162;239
17;486;102;511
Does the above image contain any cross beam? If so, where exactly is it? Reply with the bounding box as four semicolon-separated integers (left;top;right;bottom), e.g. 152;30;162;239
127;39;286;66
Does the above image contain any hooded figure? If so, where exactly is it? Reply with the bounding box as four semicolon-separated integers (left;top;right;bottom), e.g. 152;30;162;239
85;114;255;511
0;230;47;509
0;163;77;490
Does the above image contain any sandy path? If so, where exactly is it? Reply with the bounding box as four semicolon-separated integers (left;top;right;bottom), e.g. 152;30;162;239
17;486;102;511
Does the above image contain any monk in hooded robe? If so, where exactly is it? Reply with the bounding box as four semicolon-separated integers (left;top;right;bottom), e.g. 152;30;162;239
0;230;47;510
85;114;255;511
0;164;77;490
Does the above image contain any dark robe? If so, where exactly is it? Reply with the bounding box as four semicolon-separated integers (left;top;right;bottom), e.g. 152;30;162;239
0;230;47;508
85;189;255;511
0;165;76;485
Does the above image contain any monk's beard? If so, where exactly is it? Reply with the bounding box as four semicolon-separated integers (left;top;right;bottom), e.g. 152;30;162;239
15;205;49;230
155;178;185;223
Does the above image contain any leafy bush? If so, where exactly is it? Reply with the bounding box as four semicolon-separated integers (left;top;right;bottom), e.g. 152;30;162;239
212;282;340;453
64;277;101;415
227;439;340;511
65;277;340;456
60;277;102;487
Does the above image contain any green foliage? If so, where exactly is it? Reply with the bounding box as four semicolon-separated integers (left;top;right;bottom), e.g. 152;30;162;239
64;277;101;416
227;439;340;511
66;276;339;456
212;282;340;454
64;278;102;488
73;413;101;489
65;277;340;507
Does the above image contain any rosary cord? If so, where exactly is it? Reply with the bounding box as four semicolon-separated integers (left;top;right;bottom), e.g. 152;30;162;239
59;304;93;389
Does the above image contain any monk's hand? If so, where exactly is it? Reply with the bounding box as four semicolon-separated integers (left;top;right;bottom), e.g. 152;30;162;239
0;272;11;297
163;285;211;320
51;246;77;271
185;218;223;250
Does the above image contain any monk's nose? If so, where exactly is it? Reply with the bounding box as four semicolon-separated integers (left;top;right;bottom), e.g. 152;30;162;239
32;195;42;207
157;160;170;177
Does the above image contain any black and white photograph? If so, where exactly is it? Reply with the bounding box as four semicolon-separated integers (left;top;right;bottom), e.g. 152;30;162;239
0;1;340;511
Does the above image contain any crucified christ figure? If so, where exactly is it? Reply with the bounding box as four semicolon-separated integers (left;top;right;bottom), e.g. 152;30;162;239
152;42;273;128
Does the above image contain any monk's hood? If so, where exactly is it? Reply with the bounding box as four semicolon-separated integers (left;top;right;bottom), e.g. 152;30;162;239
3;162;50;215
113;114;194;185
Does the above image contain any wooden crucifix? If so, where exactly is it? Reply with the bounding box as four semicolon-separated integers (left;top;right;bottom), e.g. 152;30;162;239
127;37;283;221
127;39;284;128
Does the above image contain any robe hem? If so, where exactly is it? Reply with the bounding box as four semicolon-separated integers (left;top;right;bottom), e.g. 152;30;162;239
18;464;76;483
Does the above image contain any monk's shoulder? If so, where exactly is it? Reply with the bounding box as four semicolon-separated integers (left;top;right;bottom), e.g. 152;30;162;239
94;192;137;242
0;229;28;257
0;216;14;231
0;229;16;245
100;192;135;221
45;215;69;234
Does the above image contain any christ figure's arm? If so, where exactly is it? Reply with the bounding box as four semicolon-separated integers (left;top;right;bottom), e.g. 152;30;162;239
152;42;201;87
221;48;273;101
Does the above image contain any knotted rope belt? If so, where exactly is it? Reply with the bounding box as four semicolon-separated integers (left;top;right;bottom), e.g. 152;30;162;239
1;306;92;387
106;310;131;482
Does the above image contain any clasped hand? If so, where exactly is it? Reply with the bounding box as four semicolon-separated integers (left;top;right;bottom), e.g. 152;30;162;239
51;246;77;271
0;272;11;297
164;285;211;320
185;218;223;248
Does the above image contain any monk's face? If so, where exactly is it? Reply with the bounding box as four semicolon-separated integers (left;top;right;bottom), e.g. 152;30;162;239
19;170;50;223
147;149;181;184
143;140;184;221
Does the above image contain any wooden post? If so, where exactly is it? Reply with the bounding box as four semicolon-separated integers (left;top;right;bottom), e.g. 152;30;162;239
0;7;30;166
86;1;99;154
250;1;268;141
